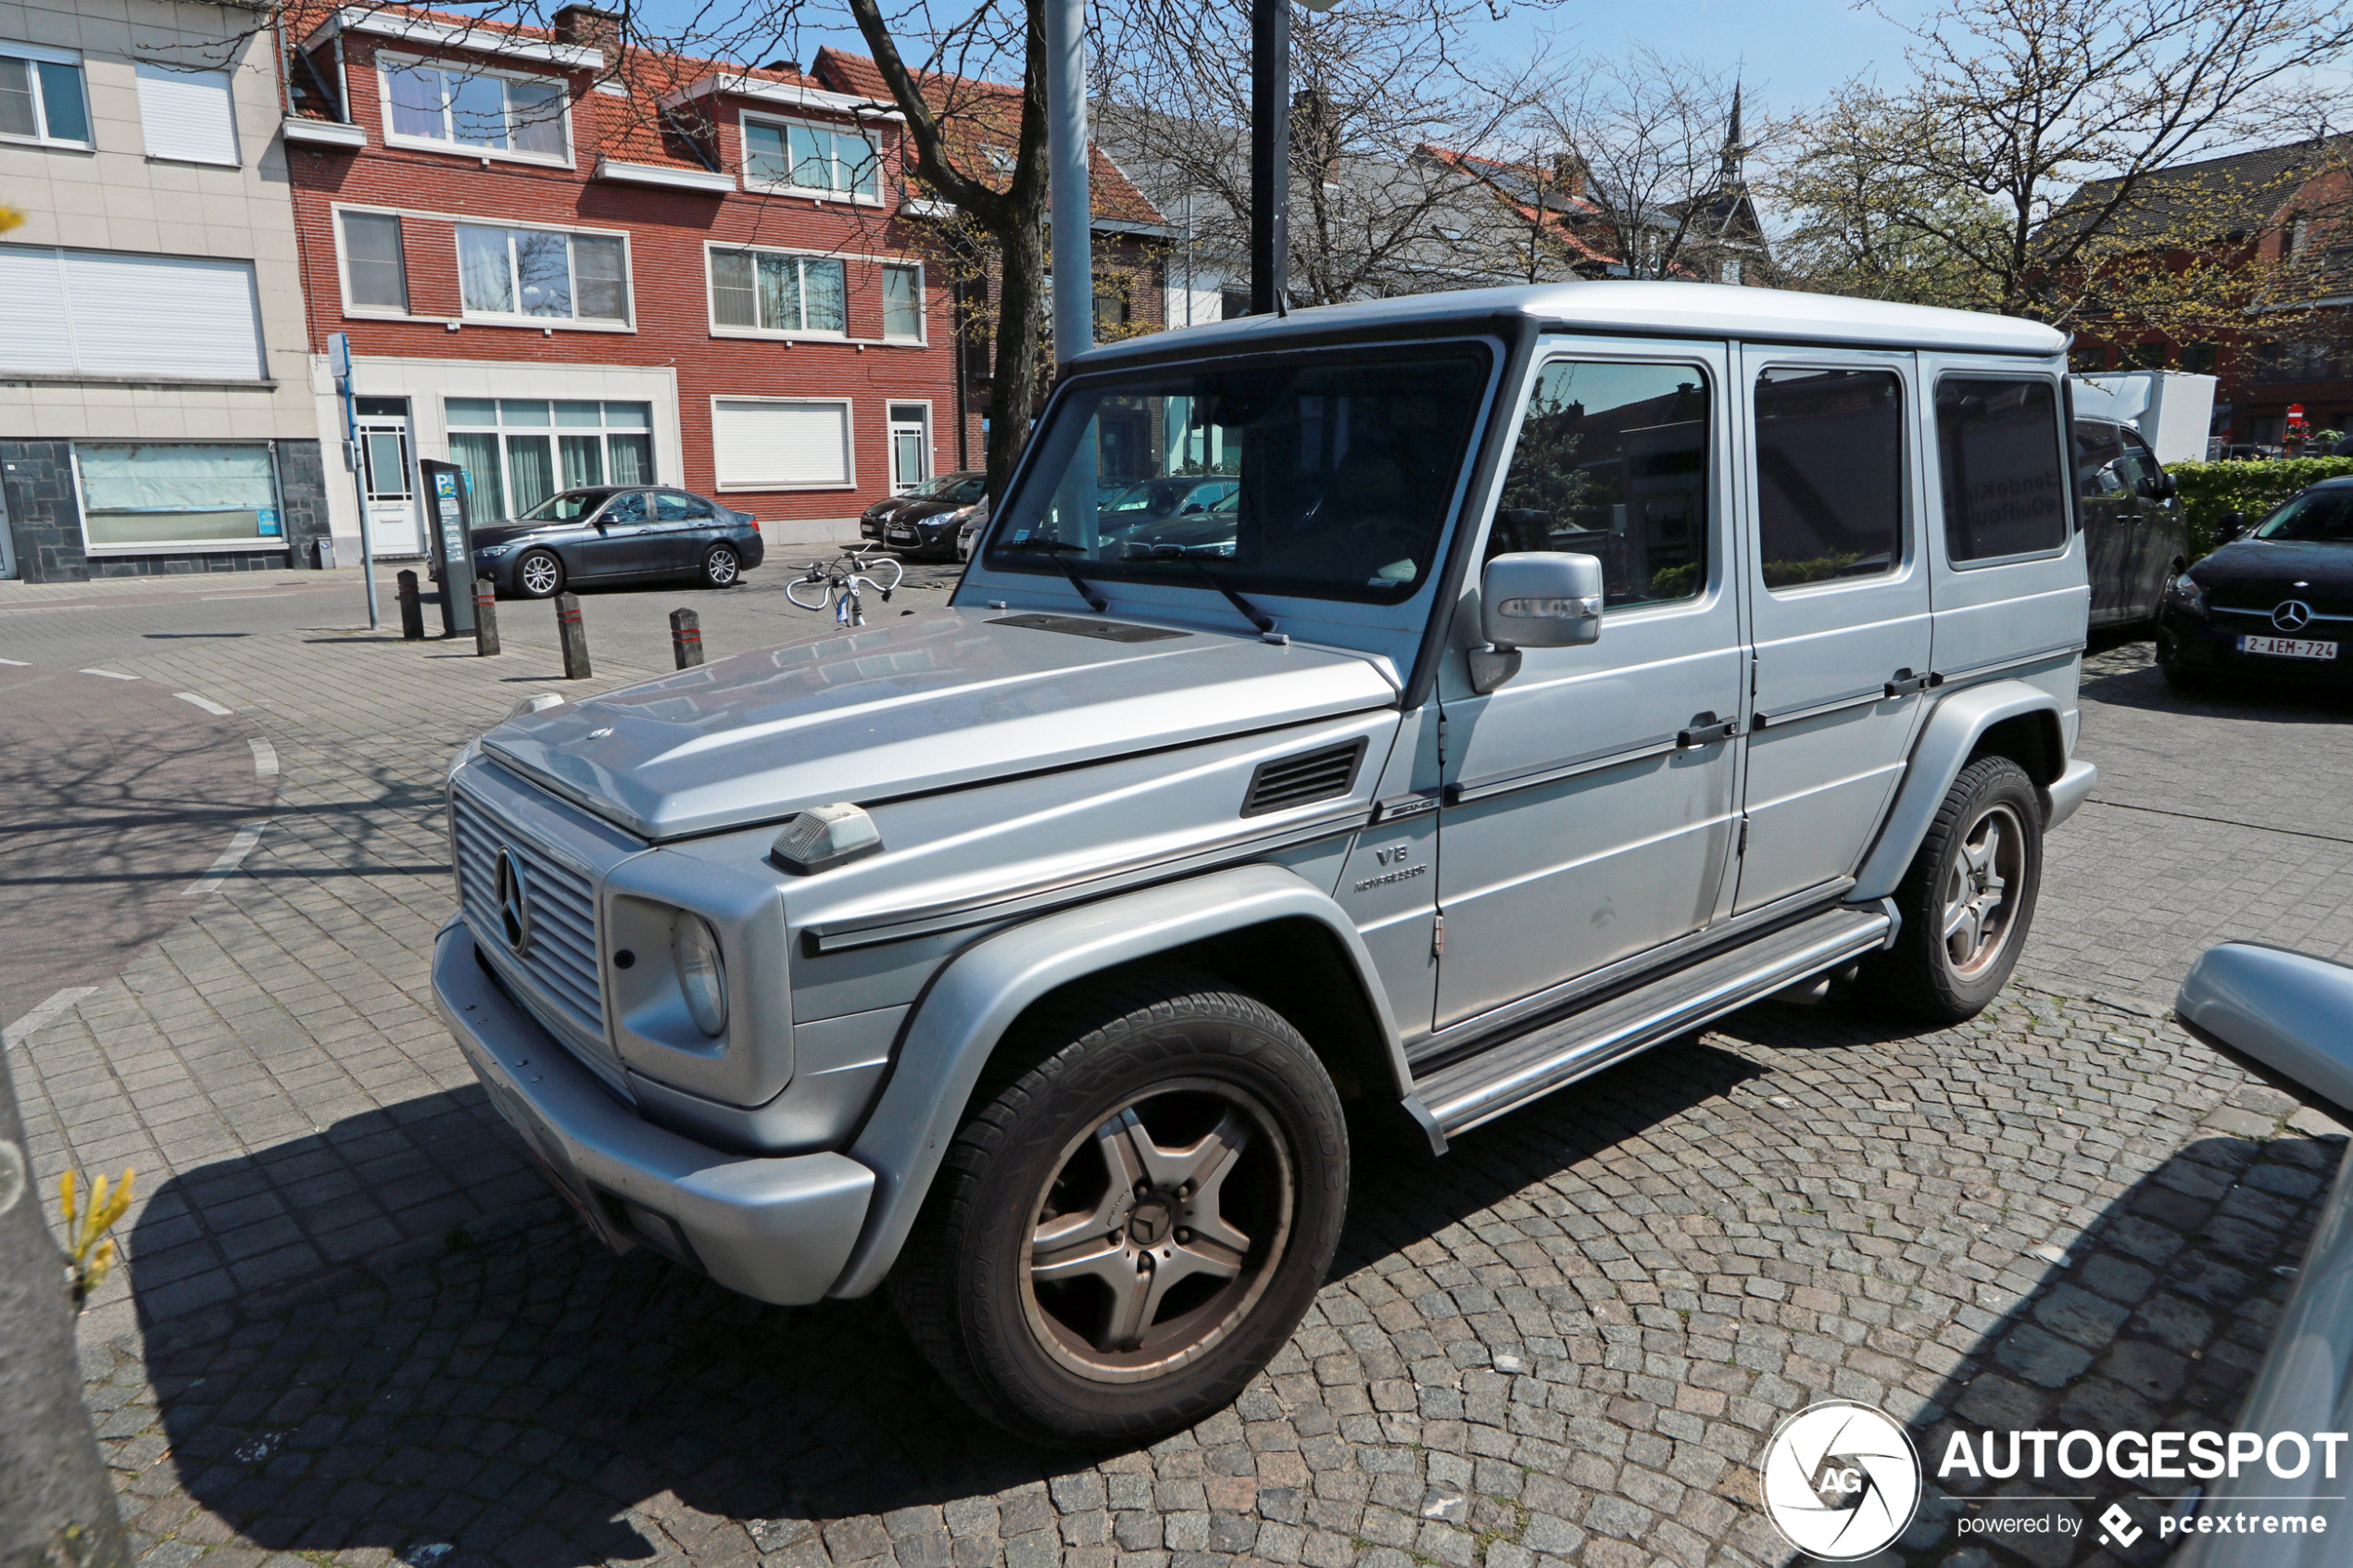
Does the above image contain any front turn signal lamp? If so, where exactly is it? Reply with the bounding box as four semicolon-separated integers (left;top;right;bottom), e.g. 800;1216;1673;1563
770;802;883;874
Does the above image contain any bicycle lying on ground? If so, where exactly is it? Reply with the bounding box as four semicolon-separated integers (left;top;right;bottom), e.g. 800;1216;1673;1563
784;546;904;626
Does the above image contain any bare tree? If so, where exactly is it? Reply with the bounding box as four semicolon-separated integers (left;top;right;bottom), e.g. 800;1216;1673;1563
1777;0;2353;326
1525;45;1749;282
1096;0;1545;306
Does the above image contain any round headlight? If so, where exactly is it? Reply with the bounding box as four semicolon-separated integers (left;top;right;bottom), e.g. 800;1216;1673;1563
673;913;728;1037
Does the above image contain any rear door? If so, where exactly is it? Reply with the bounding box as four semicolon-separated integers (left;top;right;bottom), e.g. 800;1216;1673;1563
2073;419;2135;625
1733;347;1933;911
651;489;720;570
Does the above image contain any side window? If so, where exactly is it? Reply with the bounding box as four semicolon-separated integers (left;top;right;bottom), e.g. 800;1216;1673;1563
601;493;647;523
2074;420;2127;497
1936;378;2068;563
1753;367;1904;588
2118;428;2163;496
1491;358;1712;610
656;491;711;521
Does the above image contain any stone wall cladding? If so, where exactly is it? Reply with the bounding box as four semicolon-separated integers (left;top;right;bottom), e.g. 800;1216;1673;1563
0;440;92;583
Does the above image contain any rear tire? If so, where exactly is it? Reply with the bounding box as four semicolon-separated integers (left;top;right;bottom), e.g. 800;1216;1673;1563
700;544;741;588
890;972;1348;1448
1857;756;2044;1025
513;549;564;599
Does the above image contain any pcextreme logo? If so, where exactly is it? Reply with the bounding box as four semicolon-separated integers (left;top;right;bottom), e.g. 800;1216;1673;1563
1760;1400;1923;1561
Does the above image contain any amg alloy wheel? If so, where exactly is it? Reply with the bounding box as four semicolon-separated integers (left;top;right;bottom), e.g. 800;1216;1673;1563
1858;755;2044;1024
891;972;1347;1446
514;549;564;599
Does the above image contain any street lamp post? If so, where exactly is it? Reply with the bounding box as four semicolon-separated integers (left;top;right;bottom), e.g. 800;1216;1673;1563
1249;0;1290;316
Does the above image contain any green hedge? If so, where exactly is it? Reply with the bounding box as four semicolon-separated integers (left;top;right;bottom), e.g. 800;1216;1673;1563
2168;458;2353;557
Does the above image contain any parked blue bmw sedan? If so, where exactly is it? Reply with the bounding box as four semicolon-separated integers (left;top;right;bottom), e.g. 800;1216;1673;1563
470;486;765;598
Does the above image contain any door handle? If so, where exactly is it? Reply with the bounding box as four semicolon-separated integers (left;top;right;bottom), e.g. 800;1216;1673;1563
1677;712;1740;748
1884;669;1942;697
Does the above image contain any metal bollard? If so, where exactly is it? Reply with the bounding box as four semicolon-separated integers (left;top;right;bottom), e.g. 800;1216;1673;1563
473;576;501;657
396;570;424;642
556;592;592;680
669;608;704;669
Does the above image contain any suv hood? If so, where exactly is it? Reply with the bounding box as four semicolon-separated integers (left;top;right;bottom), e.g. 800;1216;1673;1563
484;607;1399;840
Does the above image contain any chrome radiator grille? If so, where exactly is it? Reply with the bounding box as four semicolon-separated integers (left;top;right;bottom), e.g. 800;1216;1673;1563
452;791;604;1036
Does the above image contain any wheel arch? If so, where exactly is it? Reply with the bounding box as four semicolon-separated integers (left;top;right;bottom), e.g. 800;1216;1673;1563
827;862;1411;1298
1850;681;2066;902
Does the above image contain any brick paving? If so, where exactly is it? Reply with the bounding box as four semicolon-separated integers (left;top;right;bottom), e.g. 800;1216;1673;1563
4;570;2349;1568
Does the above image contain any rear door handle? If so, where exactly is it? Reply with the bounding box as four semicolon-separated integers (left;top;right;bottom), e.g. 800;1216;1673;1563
1677;712;1740;748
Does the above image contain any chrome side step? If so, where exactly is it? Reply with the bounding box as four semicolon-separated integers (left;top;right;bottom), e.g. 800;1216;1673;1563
1413;904;1892;1139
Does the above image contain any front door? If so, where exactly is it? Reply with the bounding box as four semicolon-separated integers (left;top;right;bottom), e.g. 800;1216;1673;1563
1735;349;1933;911
356;400;423;557
582;491;657;577
2074;419;2136;625
888;404;930;495
1432;341;1744;1032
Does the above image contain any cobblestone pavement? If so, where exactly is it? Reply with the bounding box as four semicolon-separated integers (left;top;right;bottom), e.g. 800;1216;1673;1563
4;568;2348;1568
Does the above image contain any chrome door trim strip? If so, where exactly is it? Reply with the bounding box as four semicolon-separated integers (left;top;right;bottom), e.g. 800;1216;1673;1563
1442;735;1681;808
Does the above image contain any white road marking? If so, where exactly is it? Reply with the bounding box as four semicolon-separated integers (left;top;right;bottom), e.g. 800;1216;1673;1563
0;658;25;666
175;692;234;716
3;986;97;1053
202;592;298;600
185;822;266;897
248;738;279;777
79;668;138;681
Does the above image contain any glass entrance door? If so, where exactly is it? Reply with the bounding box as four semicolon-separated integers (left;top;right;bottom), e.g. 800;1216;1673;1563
355;397;423;557
888;403;930;495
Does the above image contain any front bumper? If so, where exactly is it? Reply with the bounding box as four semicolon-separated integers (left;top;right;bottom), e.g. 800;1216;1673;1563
2161;607;2353;685
431;919;875;1304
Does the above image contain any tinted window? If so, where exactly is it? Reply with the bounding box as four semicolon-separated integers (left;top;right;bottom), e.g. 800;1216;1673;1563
656;491;713;521
1491;359;1711;610
2074;420;2128;497
600;493;647;523
986;345;1490;602
2117;428;2164;496
1936;379;2068;562
1754;367;1903;588
2253;488;2353;542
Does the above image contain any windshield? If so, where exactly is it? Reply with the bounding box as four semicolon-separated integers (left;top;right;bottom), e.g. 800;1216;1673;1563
519;488;618;522
2253;488;2353;542
982;345;1492;602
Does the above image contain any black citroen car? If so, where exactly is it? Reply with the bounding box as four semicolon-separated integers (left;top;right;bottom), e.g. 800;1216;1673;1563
860;470;987;556
2157;476;2353;688
469;485;764;598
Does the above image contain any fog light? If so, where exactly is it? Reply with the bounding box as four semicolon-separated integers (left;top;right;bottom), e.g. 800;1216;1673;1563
673;913;727;1037
770;802;883;874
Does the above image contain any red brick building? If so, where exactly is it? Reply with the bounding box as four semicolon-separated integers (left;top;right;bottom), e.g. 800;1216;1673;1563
283;3;974;554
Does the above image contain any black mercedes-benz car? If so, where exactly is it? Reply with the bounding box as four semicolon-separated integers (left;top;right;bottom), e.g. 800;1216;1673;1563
468;486;764;598
859;471;986;554
2158;475;2353;688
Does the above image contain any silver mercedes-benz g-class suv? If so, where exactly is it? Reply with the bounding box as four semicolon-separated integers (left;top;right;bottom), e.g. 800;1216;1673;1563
434;282;2096;1445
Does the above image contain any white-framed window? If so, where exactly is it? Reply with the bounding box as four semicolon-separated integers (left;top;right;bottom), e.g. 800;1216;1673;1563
134;63;238;166
709;247;846;336
339;210;409;312
887;401;931;493
73;442;285;553
0;42;92;148
882;262;925;343
457;224;629;326
0;244;263;380
711;396;853;490
741;112;879;201
445;397;655;517
382;55;568;163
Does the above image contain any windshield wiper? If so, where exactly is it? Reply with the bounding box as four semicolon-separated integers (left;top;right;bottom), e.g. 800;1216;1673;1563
1141;546;1275;635
995;538;1109;613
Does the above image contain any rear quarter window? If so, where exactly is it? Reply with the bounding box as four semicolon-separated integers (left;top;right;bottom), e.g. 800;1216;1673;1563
1937;378;2068;562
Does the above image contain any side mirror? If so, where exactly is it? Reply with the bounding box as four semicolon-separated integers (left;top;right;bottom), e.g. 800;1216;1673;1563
2178;943;2353;1109
2215;510;2247;542
1471;553;1603;691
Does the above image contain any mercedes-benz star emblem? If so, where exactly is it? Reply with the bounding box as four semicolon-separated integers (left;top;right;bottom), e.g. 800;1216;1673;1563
2273;599;2315;633
494;847;533;954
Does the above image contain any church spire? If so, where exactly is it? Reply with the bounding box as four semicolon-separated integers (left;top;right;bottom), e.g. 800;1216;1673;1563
1719;81;1745;190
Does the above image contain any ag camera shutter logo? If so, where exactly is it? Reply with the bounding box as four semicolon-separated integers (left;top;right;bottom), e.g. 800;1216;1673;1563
1761;1400;1922;1560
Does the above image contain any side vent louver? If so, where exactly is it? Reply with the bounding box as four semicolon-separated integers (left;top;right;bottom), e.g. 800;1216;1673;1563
1240;738;1368;817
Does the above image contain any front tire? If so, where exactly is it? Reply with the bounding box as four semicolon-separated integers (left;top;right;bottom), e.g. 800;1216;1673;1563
891;972;1348;1448
1858;756;2044;1024
700;544;741;588
513;549;564;599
